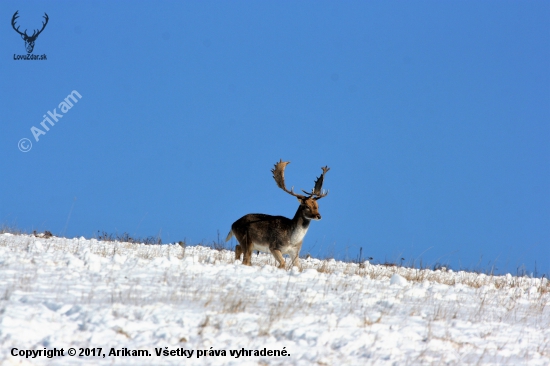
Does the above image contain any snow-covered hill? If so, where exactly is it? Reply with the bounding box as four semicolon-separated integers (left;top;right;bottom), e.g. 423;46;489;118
0;233;548;365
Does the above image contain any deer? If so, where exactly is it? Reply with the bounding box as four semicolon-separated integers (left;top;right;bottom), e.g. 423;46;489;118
225;160;330;270
11;11;49;54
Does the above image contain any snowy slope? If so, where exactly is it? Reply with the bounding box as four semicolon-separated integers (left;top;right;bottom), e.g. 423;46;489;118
0;233;548;365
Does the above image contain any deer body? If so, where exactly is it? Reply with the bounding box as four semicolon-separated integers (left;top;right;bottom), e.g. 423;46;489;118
226;160;329;269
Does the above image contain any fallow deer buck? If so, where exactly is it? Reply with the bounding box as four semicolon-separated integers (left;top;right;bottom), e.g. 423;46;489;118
226;160;330;269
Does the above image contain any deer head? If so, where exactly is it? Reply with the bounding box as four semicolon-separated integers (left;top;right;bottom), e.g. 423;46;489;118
271;159;330;220
12;11;49;54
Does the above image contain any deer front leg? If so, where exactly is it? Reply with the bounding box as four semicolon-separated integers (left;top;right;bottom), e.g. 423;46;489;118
291;241;303;269
271;249;286;269
291;254;301;269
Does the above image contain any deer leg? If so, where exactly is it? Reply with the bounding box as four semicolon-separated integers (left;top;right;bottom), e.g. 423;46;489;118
271;249;286;269
235;244;242;262
291;241;303;269
243;244;253;266
241;233;253;266
291;255;301;269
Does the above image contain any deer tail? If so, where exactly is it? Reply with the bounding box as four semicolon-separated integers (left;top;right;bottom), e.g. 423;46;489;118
225;229;233;242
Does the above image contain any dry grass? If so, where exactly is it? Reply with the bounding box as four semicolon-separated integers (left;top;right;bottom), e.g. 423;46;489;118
1;230;547;295
0;224;25;235
0;232;548;365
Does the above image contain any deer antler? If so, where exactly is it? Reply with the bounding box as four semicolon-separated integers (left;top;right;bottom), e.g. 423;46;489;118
11;11;48;39
302;166;330;199
11;11;25;37
32;13;49;39
271;159;305;199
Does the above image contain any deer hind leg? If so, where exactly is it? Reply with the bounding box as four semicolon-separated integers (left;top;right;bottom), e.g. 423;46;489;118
242;249;252;266
270;249;286;269
235;244;242;262
243;243;254;266
234;231;248;264
239;233;253;266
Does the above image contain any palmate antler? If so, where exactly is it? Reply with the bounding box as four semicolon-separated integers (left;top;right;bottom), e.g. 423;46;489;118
271;159;330;200
303;166;330;200
272;160;304;199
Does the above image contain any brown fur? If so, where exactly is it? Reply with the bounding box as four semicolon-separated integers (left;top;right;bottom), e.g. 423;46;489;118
226;160;329;269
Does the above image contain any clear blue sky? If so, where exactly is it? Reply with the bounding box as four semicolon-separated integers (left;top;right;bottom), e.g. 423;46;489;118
2;1;549;276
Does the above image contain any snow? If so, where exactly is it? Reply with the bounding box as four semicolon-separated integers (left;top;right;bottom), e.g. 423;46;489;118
389;273;407;286
0;233;548;365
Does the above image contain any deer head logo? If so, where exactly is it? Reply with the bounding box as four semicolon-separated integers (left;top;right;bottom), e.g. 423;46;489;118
11;11;49;54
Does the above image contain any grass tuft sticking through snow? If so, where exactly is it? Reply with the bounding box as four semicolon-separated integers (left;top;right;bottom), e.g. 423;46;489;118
0;232;548;365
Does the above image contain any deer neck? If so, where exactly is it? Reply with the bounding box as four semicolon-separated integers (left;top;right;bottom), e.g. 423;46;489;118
286;205;311;245
291;205;311;233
